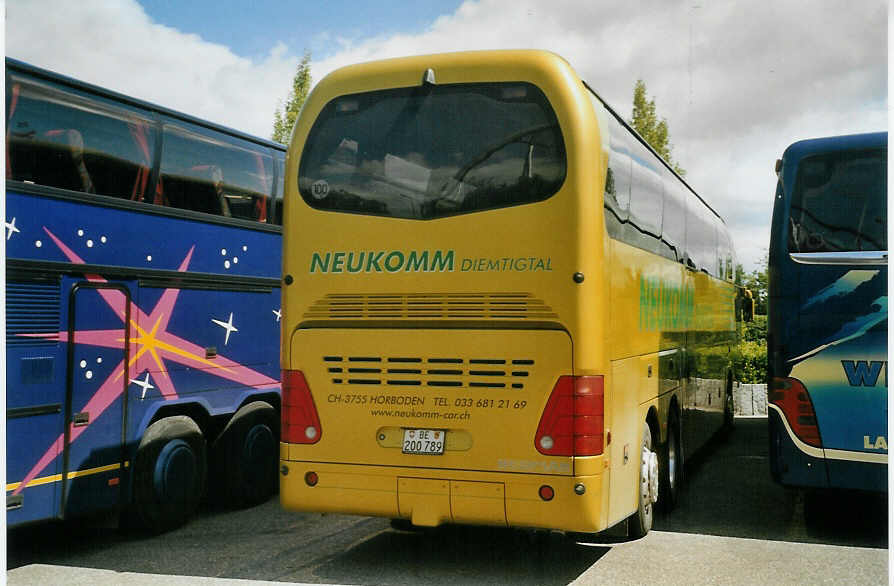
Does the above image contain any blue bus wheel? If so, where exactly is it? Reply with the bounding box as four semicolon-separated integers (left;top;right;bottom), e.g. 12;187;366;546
211;401;279;508
132;415;206;533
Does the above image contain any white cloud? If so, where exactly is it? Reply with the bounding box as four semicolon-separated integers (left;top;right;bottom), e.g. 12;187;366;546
6;0;886;271
6;0;300;141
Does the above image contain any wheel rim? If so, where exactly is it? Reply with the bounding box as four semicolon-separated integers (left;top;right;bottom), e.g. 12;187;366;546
154;439;197;501
640;429;658;511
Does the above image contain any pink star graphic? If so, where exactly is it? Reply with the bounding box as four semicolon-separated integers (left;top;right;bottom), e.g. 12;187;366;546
13;228;278;495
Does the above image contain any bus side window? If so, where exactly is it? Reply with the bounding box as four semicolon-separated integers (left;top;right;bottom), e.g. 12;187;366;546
603;117;632;240
272;152;285;225
686;203;717;275
160;122;273;222
6;75;155;201
627;149;663;255
661;175;686;264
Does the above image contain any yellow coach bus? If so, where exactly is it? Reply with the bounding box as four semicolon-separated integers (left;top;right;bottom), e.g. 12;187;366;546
279;50;737;536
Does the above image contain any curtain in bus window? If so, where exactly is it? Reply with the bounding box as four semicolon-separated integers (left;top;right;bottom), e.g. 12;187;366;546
272;152;285;225
6;74;156;199
789;149;887;252
128;117;153;201
297;82;566;220
160;123;274;221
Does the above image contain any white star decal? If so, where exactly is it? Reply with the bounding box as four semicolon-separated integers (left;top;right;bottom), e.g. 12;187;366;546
6;217;21;240
129;372;155;400
211;312;239;345
273;309;282;322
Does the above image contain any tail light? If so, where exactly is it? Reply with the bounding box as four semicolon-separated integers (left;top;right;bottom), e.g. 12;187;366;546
282;369;322;444
535;376;604;456
770;376;821;447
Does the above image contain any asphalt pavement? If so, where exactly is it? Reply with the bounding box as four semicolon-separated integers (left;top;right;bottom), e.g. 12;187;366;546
6;418;889;585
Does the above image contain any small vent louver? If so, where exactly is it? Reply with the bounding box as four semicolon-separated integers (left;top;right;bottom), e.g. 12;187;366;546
7;281;61;346
304;293;558;321
323;355;534;390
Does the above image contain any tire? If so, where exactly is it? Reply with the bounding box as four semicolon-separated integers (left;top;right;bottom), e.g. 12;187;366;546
629;422;658;538
659;412;683;512
132;415;206;533
210;401;279;508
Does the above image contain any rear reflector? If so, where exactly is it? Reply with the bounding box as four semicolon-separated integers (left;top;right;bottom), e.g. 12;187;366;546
535;376;604;456
770;376;821;447
282;370;322;444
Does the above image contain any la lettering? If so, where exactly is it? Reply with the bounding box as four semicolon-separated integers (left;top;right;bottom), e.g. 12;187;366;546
863;435;888;450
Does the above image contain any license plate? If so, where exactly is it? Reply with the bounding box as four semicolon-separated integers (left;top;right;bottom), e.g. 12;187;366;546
402;428;445;455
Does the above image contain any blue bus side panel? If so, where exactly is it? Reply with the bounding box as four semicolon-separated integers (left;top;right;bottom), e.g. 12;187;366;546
5;190;281;278
826;458;888;492
6;187;282;524
6;415;63;524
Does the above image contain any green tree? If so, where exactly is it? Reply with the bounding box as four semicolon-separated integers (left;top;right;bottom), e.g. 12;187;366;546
741;250;768;315
629;79;686;176
272;52;312;144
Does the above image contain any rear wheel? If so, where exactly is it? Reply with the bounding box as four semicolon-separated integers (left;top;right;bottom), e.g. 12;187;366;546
629;422;658;538
132;415;206;533
211;401;279;508
659;412;683;512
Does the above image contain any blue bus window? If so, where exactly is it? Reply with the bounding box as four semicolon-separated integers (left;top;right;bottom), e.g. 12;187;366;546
160;122;274;222
7;76;156;201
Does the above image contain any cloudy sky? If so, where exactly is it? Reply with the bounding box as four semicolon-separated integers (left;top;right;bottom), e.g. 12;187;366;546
5;0;888;271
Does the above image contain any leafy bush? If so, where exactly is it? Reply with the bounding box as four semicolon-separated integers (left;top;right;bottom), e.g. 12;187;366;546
742;314;767;343
733;339;767;384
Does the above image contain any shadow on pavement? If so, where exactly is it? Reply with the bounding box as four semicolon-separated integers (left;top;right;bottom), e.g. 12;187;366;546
314;525;608;586
654;418;888;549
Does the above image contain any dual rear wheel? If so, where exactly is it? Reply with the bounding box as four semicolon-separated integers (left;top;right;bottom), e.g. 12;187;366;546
629;412;683;538
131;401;279;532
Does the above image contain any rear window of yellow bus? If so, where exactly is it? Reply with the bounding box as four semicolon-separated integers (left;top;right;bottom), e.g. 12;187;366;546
298;82;566;220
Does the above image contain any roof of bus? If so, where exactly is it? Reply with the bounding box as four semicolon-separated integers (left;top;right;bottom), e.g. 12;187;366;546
6;57;287;152
783;131;887;161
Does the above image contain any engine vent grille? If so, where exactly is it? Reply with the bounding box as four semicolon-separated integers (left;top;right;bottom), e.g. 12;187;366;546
7;281;61;346
323;355;535;390
304;293;558;321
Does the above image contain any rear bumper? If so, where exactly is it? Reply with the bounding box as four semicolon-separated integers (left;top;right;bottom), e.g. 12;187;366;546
768;406;887;492
279;458;606;532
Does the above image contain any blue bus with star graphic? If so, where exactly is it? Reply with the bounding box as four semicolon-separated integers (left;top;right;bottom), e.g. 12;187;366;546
6;58;286;531
767;132;887;496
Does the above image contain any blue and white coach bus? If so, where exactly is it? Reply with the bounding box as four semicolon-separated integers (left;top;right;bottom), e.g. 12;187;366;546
6;58;286;531
767;132;887;495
